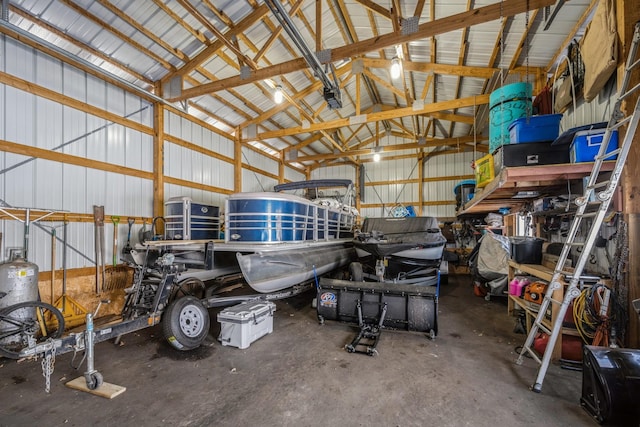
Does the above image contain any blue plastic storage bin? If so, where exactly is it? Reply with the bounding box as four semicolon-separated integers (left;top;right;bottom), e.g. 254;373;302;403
508;114;563;144
570;129;619;163
453;179;476;208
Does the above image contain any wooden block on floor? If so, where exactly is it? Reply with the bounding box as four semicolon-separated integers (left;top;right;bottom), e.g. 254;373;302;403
65;376;126;399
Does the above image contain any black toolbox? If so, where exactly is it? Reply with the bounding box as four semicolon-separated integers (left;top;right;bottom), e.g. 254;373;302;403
493;141;569;171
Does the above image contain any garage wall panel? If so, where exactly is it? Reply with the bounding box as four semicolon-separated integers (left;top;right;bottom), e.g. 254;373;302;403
164;110;236;195
35;98;63;149
35;51;62;92
285;166;305;183
5;87;34;144
62;63;86;100
86;74;107;110
242;147;278;178
0;36;155;272
5;37;34;80
311;164;355;181
242;169;277;193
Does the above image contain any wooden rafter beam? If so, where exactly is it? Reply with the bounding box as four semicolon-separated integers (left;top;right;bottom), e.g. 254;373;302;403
509;8;539;70
241;64;351;127
545;0;598;73
253;94;490;141
160;4;268;85
7;4;153;87
169;0;556;101
152;0;208;43
362;58;502;79
58;0;175;72
354;0;391;19
96;0;189;62
177;0;256;68
297;135;478;162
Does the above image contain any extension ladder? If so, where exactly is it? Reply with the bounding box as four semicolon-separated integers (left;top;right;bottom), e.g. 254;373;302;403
516;22;640;393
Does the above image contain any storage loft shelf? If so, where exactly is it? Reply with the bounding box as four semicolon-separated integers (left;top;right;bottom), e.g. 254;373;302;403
457;162;615;215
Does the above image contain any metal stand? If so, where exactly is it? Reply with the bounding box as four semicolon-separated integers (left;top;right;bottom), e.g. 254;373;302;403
345;300;387;356
0;207;57;260
83;313;103;390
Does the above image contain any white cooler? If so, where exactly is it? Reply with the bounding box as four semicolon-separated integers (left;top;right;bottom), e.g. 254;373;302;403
217;301;276;349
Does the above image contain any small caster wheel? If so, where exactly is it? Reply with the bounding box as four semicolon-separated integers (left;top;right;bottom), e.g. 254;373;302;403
428;329;436;340
85;372;103;390
317;315;325;325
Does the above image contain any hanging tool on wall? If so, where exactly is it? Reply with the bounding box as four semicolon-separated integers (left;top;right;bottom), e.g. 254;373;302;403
93;206;105;294
122;217;135;256
111;216;120;267
103;215;130;291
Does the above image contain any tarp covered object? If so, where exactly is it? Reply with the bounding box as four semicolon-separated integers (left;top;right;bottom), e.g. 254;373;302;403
470;232;510;295
581;0;618;102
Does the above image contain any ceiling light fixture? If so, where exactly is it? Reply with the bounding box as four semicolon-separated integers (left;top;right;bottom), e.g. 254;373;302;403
274;85;284;104
372;145;382;162
390;57;401;79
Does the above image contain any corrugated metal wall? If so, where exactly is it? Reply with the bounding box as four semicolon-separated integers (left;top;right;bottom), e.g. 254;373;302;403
164;109;234;208
423;150;477;219
1;36;153;271
557;78;618;132
0;35;284;273
241;147;279;192
311;151;475;220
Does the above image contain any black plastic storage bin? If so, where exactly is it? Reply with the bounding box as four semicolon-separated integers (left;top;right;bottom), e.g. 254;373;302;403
509;237;544;264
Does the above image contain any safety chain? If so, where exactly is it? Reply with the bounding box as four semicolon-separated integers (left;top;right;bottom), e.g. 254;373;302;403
40;340;56;393
613;217;629;311
499;0;504;86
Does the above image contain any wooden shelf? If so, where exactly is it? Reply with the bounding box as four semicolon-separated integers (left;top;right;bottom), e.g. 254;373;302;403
457;162;615;215
508;261;554;281
508;295;580;337
507;260;586;360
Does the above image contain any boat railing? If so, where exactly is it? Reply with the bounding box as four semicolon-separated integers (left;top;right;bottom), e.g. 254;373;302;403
225;206;345;244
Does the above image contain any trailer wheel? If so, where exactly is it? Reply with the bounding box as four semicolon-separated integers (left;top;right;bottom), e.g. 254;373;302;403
162;296;210;351
349;262;363;282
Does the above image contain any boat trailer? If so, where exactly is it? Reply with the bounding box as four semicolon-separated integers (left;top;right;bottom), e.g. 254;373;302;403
8;243;313;392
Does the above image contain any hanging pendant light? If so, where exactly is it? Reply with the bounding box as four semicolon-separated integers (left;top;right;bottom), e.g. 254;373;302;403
274;85;284;104
390;57;401;79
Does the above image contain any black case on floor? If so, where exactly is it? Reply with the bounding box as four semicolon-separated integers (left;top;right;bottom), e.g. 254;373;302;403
580;346;640;425
493;141;569;170
317;278;438;335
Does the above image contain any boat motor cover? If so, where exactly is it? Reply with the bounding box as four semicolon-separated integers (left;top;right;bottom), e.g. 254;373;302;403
469;233;510;295
474;233;509;279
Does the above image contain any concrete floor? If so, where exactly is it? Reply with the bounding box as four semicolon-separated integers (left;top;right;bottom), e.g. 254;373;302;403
0;273;596;427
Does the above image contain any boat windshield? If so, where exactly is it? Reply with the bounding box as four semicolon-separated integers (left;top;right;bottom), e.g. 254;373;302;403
274;180;357;210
